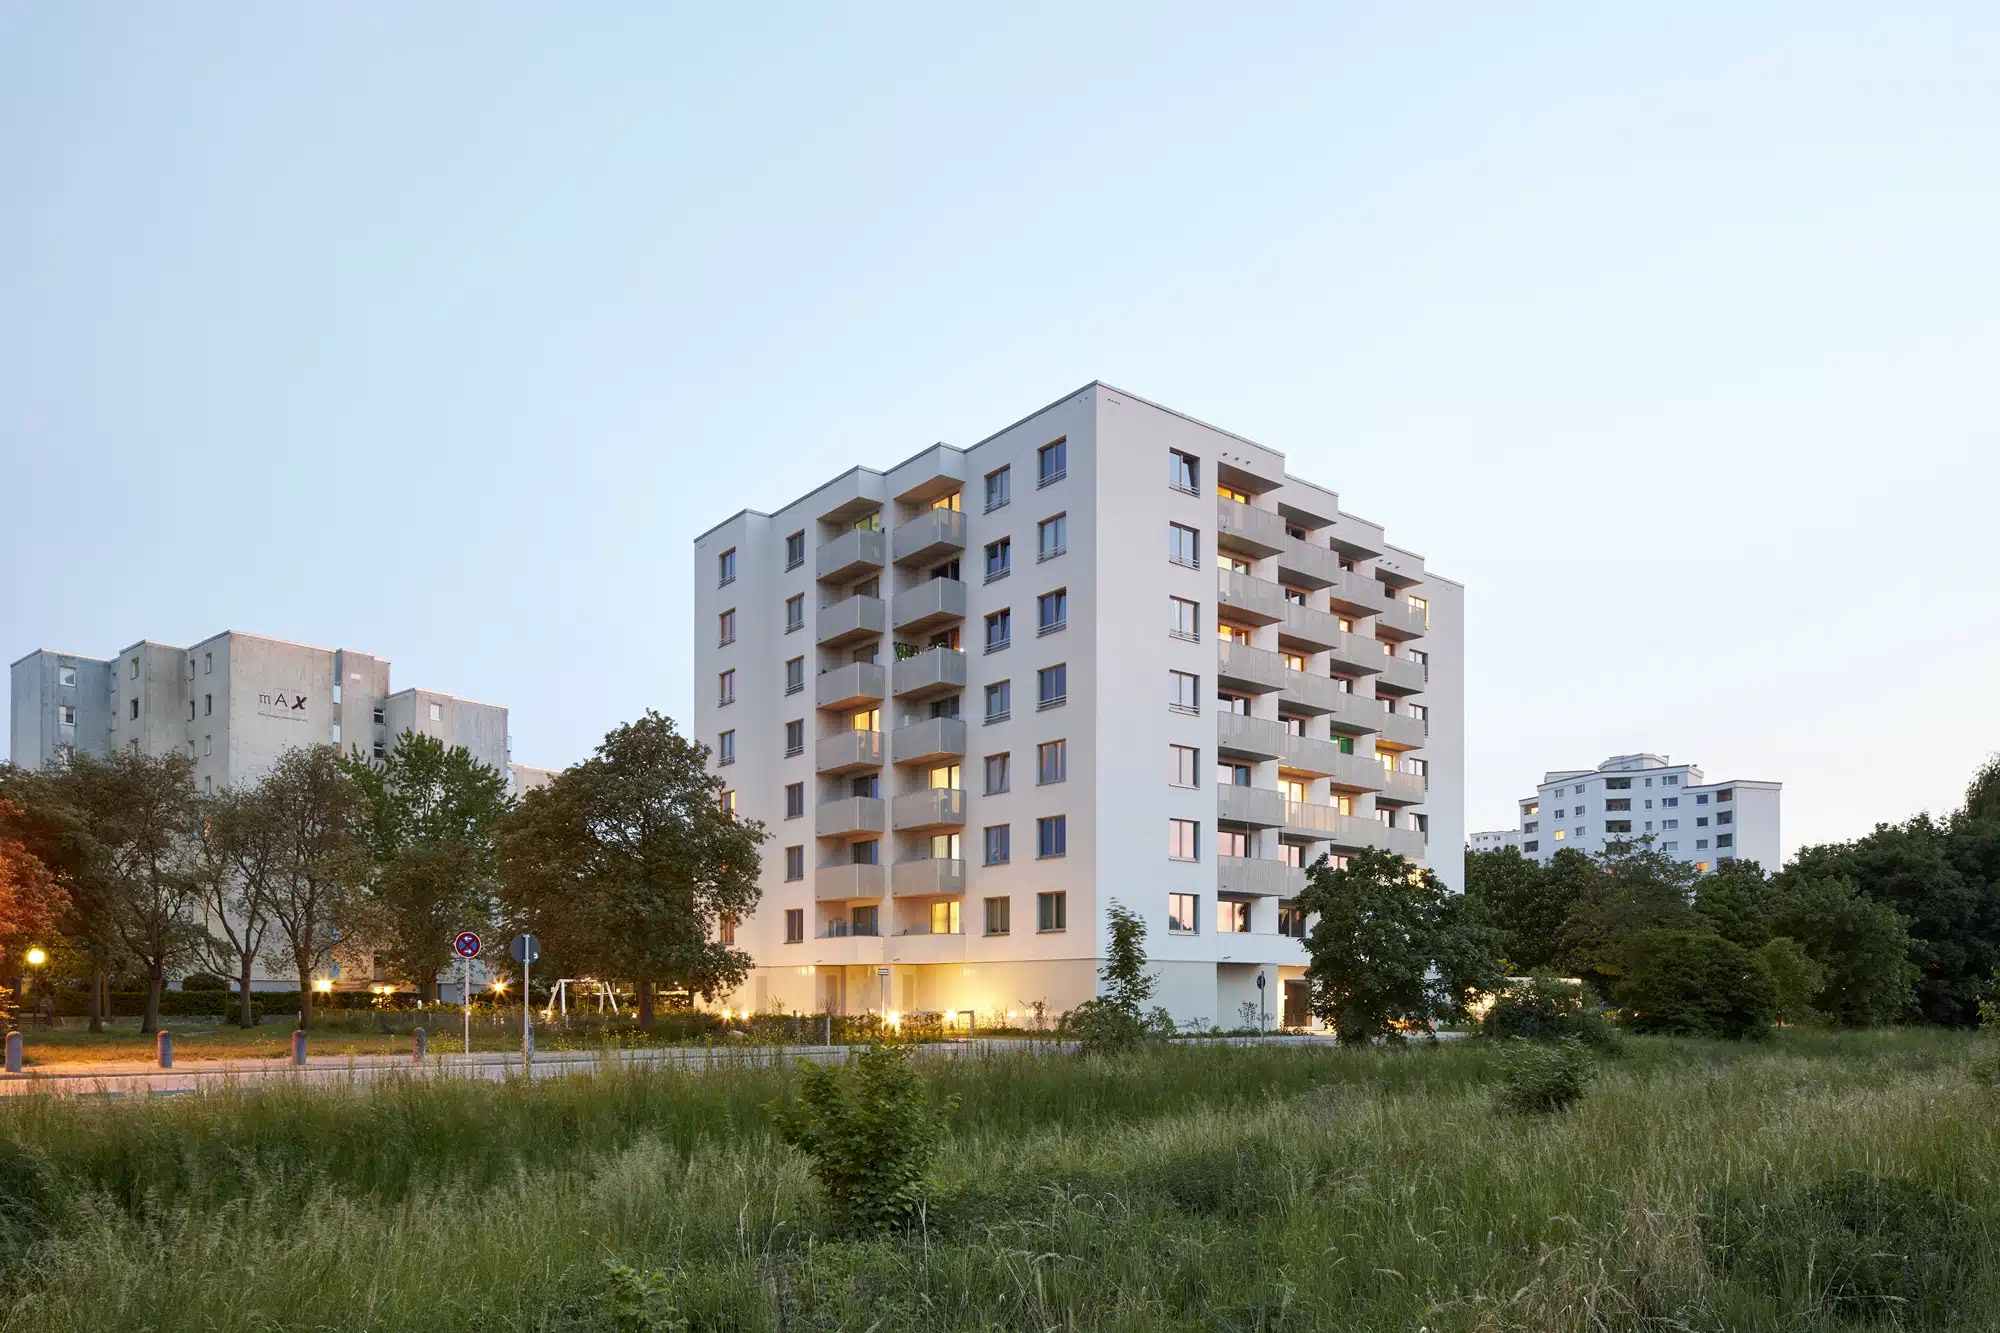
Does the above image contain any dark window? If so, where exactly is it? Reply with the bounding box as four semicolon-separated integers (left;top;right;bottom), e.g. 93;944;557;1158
1037;664;1067;710
1038;890;1067;932
984;824;1010;865
785;782;804;819
984;465;1010;511
1037;439;1066;487
1037;815;1066;858
1037;739;1066;785
1038;589;1067;634
984;538;1011;582
785;531;805;569
784;846;804;880
1169;450;1199;494
985;609;1011;652
784;720;804;756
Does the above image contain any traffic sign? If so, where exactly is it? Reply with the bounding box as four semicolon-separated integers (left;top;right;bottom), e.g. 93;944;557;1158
454;932;482;959
510;933;541;965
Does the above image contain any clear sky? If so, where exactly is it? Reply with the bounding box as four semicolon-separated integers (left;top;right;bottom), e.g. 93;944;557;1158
4;4;1996;860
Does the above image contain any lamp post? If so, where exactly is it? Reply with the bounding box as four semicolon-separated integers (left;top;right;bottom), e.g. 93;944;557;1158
24;948;48;1027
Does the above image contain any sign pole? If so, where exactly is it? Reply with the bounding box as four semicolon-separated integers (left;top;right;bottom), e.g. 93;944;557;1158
522;950;531;1070
463;953;471;1054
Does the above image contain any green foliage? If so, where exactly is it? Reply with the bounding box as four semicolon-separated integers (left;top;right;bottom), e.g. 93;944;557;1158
177;972;227;991
769;1043;955;1234
1755;936;1827;1027
1492;1035;1595;1114
1557;841;1699;992
1464;845;1575;971
1691;858;1772;949
1762;871;1918;1027
601;1262;691;1332
257;746;372;1029
1966;753;2000;824
1299;847;1504;1043
1057;900;1156;1054
1480;974;1618;1048
1615;930;1776;1039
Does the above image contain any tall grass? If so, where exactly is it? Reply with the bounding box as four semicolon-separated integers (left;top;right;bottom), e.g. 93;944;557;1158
1;1030;1993;1330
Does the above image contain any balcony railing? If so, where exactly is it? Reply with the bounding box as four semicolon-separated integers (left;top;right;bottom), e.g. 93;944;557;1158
1217;783;1286;828
892;507;967;566
1215;498;1287;558
891;857;967;898
814;863;886;902
815;795;886;838
891;647;966;700
1218;570;1289;626
1278;601;1346;652
1217;642;1289;694
816;595;886;647
1376;709;1428;749
816;527;887;583
1376;652;1427;694
1377;767;1428;804
816;660;887;711
1217;711;1285;761
1218;856;1306;898
815;729;884;775
1377;597;1428;641
892;716;968;766
891;787;965;831
891;577;968;633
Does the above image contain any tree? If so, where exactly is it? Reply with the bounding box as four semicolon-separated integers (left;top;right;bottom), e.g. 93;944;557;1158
1761;872;1917;1027
261;746;370;1028
1464;846;1575;971
1298;847;1503;1044
1965;753;2000;824
498;712;764;1025
1557;841;1698;993
770;1042;956;1234
0;763;118;1031
1693;859;1773;950
345;733;510;1003
188;786;281;1028
1056;899;1158;1053
1756;937;1828;1027
0;798;69;1015
1614;930;1776;1039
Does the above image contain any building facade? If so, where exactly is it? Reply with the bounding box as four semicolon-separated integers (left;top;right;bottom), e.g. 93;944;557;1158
1468;829;1520;853
1513;753;1780;872
694;383;1463;1030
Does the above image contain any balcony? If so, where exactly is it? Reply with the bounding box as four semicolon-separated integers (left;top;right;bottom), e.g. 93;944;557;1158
1215;499;1286;558
1375;652;1426;696
1377;597;1428;642
1278;601;1347;653
891;647;966;700
892;716;967;766
816;527;887;584
890;445;966;505
892;508;966;566
1325;512;1385;562
815;795;886;839
891;857;966;898
1218;856;1305;898
816;729;884;775
810;932;886;967
816;862;887;902
1325;568;1385;619
891;787;965;832
891;577;967;634
1218;570;1289;626
1276;535;1344;591
1217;642;1288;695
817;595;886;648
1377;708;1427;749
1293;741;1388;792
1284;803;1426;858
816;660;887;711
889;931;968;964
1217;711;1285;762
1277;671;1353;716
1323;631;1388;677
1377;767;1428;805
1322;691;1385;737
1217;783;1286;829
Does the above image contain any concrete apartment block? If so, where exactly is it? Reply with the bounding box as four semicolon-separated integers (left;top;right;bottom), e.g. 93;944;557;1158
1514;753;1781;872
1468;829;1520;852
694;382;1464;1031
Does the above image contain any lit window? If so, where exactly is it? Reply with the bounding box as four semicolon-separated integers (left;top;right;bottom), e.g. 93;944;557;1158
1218;485;1250;504
1216;900;1249;933
719;789;736;814
930;900;961;935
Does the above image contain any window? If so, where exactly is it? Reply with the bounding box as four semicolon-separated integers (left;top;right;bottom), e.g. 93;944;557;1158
1037;890;1067;932
985;465;1010;511
1217;827;1249;858
57;705;76;726
984;681;1011;723
1523;840;1539;852
188;700;196;721
1168;523;1200;568
1663;796;1679;808
1696;794;1710;805
851;905;879;936
781;595;803;634
1038;514;1067;561
203;734;213;756
1523;802;1539;816
1037;815;1066;858
1605;820;1632;833
1522;821;1539;834
984;824;1011;865
1696;839;1710;851
718;915;736;946
1217;899;1249;933
129;657;139;679
784;844;804;880
787;780;811;816
851;838;880;865
1663;819;1679;830
1038;438;1066;487
785;531;805;569
373;742;386;759
1168;818;1200;861
1278;901;1306;938
717;730;736;765
1037;739;1067;785
984;896;1011;935
1662;841;1678;852
1037;664;1067;710
201;693;211;717
373;706;385;725
1219;761;1251;787
58;666;76;688
1606;798;1630;811
1169;893;1198;934
1169;670;1201;714
1717;833;1734;848
1170;596;1199;642
717;789;737;814
784;657;804;695
1717;810;1734;826
984;538;1011;582
719;608;738;644
1717;788;1734;802
1606;777;1631;790
718;670;736;706
203;652;213;675
852;707;880;733
1218;484;1250;504
985;608;1011;653
784;909;804;943
718;548;737;586
1665;775;1680;786
1170;744;1200;788
1169;449;1200;495
929;900;962;935
1697;816;1710;827
1038;589;1067;634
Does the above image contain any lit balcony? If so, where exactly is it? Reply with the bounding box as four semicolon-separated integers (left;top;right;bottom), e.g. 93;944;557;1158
891;647;966;700
1377;767;1427;805
815;863;886;902
891;857;966;898
892;507;967;566
892;716;967;766
1217;642;1288;695
1377;708;1427;749
1217;783;1286;829
1218;856;1306;898
817;595;886;648
889;930;968;964
815;795;886;839
1215;499;1287;559
816;660;887;712
816;729;884;775
891;787;965;832
816;527;887;584
891;577;967;634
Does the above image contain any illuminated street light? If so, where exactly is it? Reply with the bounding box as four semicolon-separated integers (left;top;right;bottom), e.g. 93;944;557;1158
25;947;48;968
313;978;334;993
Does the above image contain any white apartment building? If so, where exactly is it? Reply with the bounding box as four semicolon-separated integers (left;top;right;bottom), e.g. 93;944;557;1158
694;383;1463;1031
1468;829;1520;853
1514;753;1780;872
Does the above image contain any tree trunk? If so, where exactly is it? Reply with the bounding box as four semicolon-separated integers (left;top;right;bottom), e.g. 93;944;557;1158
298;966;315;1029
238;955;257;1027
637;976;654;1028
421;974;438;1006
142;965;163;1035
88;964;105;1033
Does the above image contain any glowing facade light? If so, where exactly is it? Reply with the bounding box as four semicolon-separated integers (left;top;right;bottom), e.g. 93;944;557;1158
313;978;335;993
25;947;48;967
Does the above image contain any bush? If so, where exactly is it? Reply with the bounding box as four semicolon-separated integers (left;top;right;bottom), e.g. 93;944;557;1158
179;973;229;991
1481;975;1618;1048
769;1043;956;1234
1614;930;1776;1039
1493;1036;1595;1114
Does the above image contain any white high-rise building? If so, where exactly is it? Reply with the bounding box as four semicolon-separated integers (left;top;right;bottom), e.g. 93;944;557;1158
1468;829;1520;853
694;383;1463;1030
1513;753;1780;872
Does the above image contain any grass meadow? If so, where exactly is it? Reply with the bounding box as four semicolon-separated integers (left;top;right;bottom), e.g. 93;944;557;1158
1;1031;1995;1331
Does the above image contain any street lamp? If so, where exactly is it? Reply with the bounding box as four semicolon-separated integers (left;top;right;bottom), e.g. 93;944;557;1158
25;948;47;968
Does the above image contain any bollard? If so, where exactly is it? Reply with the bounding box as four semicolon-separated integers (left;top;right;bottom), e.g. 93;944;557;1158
412;1026;426;1064
292;1029;307;1067
157;1030;173;1069
4;1030;21;1074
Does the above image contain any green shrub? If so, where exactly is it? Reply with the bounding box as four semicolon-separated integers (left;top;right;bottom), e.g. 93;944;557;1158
769;1043;956;1234
1615;930;1776;1039
1481;975;1618;1048
178;973;229;992
1493;1036;1594;1114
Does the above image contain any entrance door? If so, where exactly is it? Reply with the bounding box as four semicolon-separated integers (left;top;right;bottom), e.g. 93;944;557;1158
1282;979;1310;1030
821;970;846;1016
